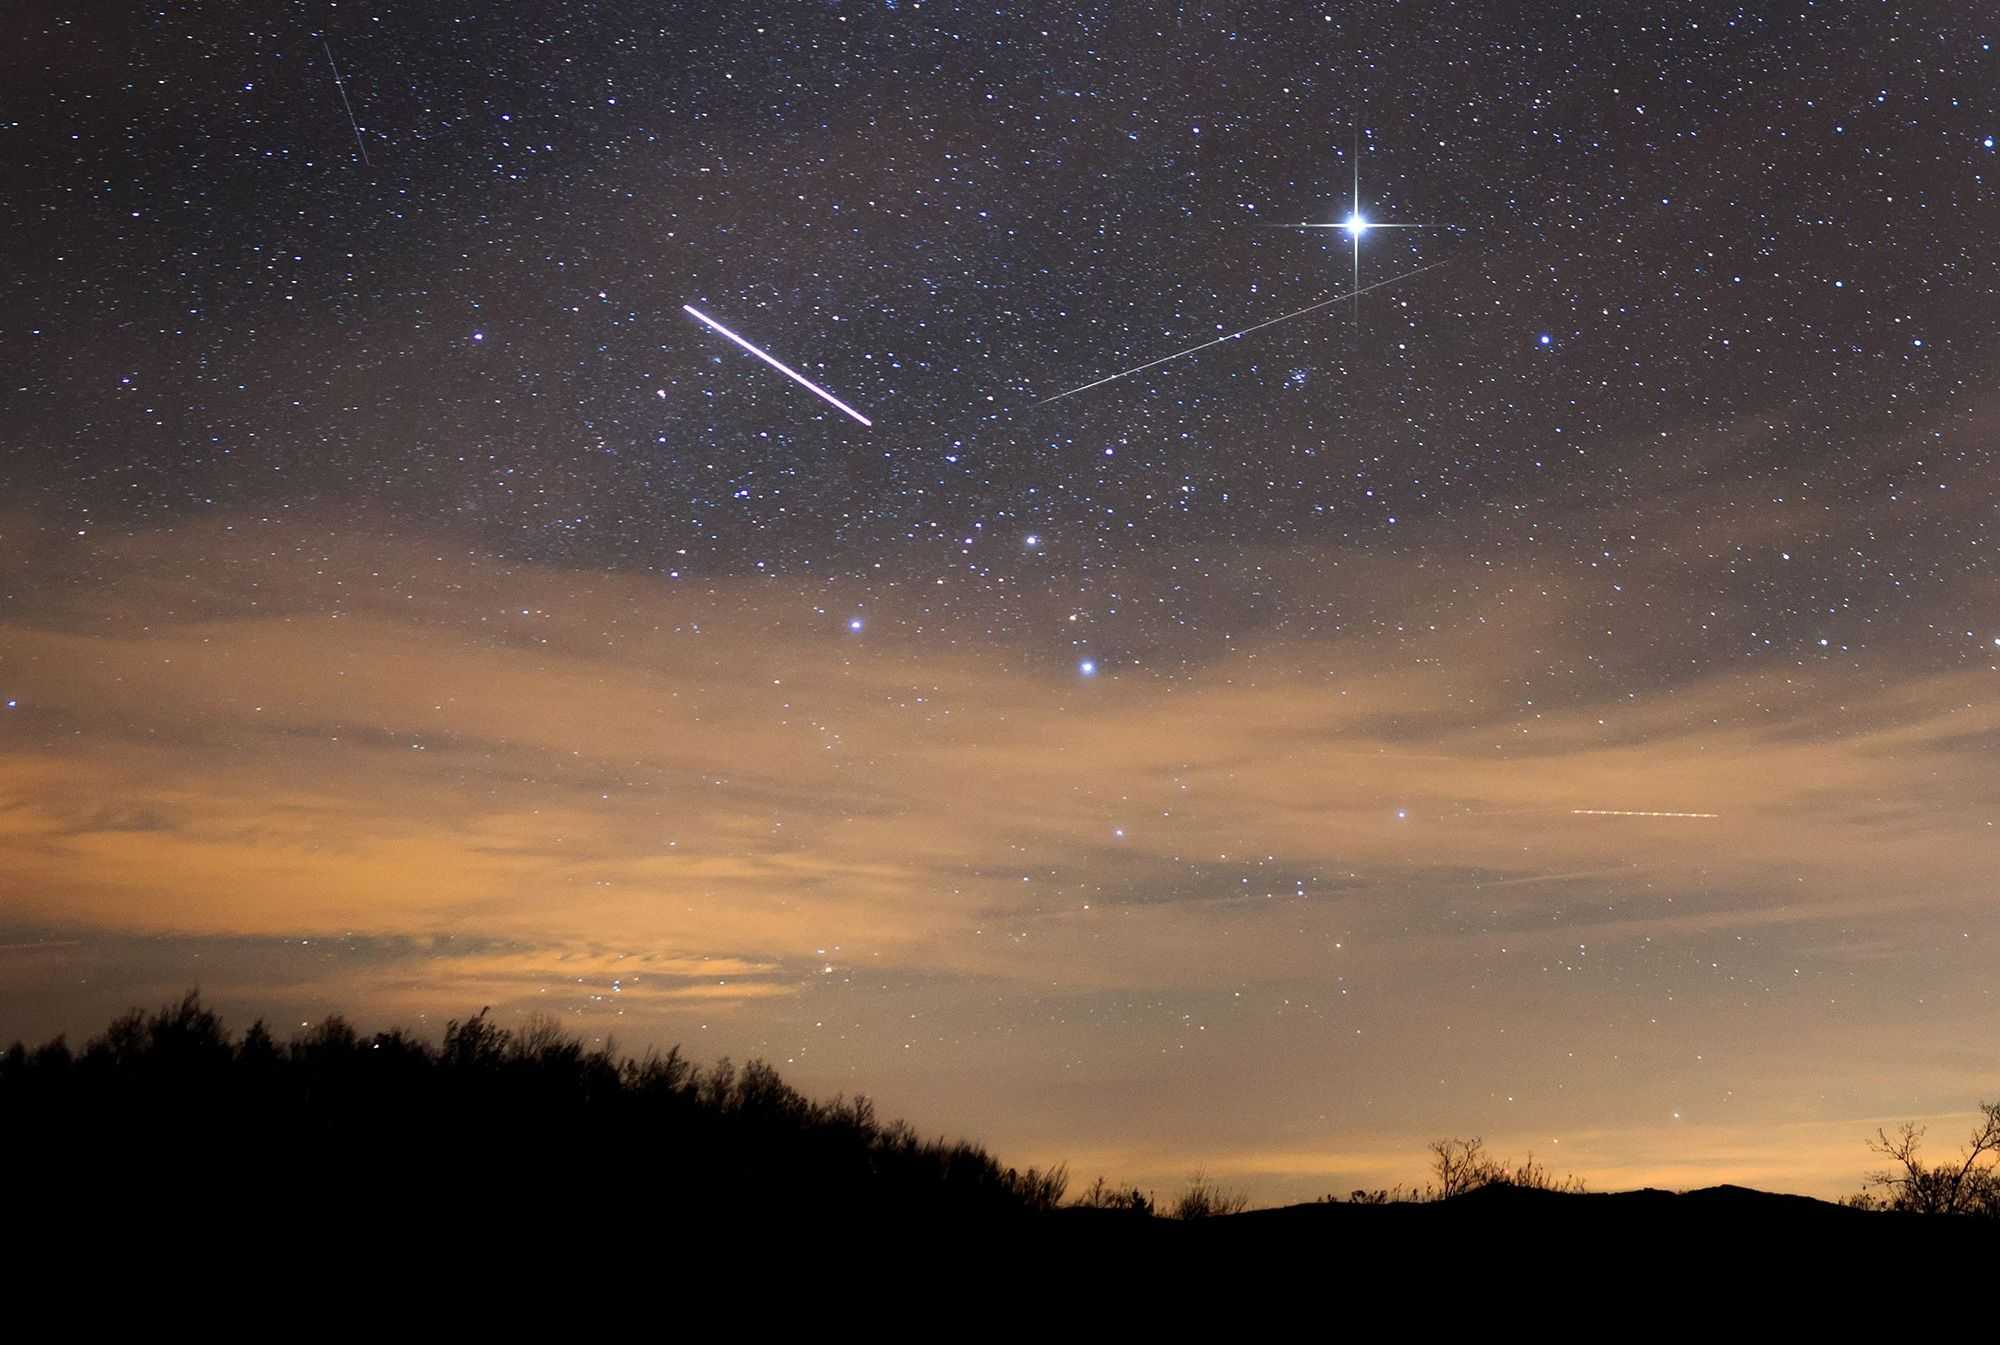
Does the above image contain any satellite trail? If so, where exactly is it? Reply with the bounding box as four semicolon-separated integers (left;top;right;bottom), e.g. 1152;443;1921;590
323;41;370;168
682;305;872;426
1570;809;1721;820
1034;259;1447;406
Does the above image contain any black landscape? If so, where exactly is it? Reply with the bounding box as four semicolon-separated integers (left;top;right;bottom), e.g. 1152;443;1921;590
7;994;1993;1261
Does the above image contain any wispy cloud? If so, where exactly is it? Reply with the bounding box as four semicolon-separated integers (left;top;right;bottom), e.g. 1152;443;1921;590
3;508;1995;1201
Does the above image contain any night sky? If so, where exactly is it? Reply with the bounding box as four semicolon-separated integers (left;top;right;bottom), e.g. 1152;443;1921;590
3;2;1996;1200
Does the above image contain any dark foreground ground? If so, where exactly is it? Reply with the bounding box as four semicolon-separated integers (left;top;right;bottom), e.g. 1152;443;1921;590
21;1170;1993;1251
11;1170;1995;1323
1074;1181;1996;1248
8;996;1992;1297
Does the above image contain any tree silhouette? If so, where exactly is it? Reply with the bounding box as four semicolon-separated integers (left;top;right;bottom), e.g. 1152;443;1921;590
1428;1136;1584;1198
0;992;1079;1224
1865;1103;2000;1215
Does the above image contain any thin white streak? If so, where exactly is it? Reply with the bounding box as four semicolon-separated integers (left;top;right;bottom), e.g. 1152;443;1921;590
1570;810;1722;820
1033;259;1448;406
1477;867;1636;888
324;41;370;168
1352;135;1360;318
681;305;873;427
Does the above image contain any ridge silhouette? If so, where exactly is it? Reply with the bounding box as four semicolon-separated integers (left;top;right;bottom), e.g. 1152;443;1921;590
4;992;1994;1258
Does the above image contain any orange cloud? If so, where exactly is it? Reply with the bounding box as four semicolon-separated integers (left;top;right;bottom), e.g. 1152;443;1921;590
3;512;1996;1203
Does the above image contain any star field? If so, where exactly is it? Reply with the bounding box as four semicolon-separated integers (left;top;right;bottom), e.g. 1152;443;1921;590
1;2;1996;1200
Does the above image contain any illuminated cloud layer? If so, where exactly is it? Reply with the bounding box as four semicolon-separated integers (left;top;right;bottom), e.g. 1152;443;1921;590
4;486;1995;1200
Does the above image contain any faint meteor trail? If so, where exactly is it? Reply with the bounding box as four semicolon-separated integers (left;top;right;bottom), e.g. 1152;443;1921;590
681;304;872;426
1034;259;1447;406
1476;866;1637;888
323;40;371;168
1570;809;1721;820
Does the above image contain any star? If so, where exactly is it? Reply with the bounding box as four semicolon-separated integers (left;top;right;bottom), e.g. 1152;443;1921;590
1270;135;1444;320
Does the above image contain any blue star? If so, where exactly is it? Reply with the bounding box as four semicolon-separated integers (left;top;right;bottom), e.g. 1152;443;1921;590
1078;659;1097;677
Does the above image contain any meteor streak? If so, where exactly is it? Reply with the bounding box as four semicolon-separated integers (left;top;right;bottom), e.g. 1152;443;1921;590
681;304;872;426
1570;809;1721;820
323;40;371;168
1034;260;1447;406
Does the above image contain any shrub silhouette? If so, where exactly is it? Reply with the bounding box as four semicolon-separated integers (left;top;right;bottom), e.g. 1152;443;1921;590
1331;1185;1420;1205
1075;1174;1154;1215
0;992;1072;1223
1861;1104;2000;1216
1427;1136;1584;1198
1170;1171;1250;1219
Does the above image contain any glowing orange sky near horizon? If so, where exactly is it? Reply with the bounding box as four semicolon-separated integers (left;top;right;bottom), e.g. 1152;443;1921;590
3;502;1996;1203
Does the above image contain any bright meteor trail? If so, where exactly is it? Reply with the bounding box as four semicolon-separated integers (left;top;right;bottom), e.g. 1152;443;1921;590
681;305;872;426
1571;809;1722;819
1034;259;1447;406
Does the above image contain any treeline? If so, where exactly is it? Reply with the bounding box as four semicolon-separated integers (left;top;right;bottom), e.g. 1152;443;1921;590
7;993;1993;1225
0;992;1069;1221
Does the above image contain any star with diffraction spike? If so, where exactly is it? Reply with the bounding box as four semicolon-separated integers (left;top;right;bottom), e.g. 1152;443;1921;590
1270;135;1444;322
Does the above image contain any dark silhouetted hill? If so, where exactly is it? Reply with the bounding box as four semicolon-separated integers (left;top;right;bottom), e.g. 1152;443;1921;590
0;992;1064;1231
4;992;1994;1272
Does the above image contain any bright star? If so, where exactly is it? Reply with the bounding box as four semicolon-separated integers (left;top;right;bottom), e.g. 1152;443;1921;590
1078;659;1097;677
848;618;864;632
1266;135;1445;323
